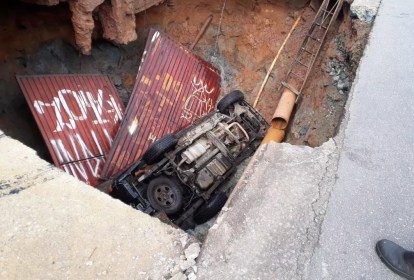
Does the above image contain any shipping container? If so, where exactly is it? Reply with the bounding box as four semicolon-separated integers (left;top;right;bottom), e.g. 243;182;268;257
17;74;124;186
101;29;221;179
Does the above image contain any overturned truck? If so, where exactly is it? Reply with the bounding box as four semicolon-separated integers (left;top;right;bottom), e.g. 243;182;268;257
111;91;268;229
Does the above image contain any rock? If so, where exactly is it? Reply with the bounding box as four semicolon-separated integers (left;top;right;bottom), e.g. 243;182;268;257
188;272;197;280
350;0;381;23
180;234;188;248
171;264;181;275
184;243;201;261
340;72;348;79
170;272;187;280
337;79;350;91
179;259;196;271
299;126;309;136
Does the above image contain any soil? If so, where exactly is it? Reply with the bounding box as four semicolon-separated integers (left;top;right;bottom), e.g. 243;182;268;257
0;0;371;152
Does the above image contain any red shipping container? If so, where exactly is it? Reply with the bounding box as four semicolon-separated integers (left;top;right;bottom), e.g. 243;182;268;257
101;29;221;179
17;74;124;186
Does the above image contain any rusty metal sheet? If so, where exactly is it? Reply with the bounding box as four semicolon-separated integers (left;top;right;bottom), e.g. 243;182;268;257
17;74;124;186
101;29;221;179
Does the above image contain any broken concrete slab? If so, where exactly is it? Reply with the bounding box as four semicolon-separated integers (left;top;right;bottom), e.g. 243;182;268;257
0;134;196;280
350;0;382;23
197;140;338;280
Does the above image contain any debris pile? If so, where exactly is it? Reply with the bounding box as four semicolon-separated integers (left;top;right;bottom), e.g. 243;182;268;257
327;58;351;95
169;243;201;280
350;0;381;23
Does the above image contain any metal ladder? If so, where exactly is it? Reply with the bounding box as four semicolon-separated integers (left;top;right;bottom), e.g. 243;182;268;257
281;0;344;96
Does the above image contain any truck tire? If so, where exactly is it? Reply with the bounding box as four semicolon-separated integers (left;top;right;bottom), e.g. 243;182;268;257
142;134;177;165
193;192;228;225
147;176;183;215
217;90;244;114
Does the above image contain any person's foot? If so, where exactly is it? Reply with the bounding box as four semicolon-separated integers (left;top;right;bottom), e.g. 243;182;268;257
376;239;414;279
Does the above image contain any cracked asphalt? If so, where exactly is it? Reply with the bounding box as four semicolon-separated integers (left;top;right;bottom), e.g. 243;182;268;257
197;0;414;279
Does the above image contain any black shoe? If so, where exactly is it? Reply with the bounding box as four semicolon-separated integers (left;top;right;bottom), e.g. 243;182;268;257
376;239;414;280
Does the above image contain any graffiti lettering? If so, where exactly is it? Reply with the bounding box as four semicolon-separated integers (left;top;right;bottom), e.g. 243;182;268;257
181;77;215;123
33;87;123;185
50;129;110;183
33;89;123;132
148;132;157;143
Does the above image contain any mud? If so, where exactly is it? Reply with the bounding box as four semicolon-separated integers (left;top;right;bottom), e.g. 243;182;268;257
0;0;371;156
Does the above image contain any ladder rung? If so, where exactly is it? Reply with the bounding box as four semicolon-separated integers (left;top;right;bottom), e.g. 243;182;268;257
320;10;334;17
315;22;328;30
301;47;316;56
289;71;305;81
308;35;322;42
295;58;310;68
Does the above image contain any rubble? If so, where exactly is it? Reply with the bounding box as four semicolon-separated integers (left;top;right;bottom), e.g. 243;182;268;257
179;259;196;271
350;0;381;23
168;242;201;280
180;234;189;248
170;272;187;280
187;272;197;280
327;59;351;94
184;243;201;261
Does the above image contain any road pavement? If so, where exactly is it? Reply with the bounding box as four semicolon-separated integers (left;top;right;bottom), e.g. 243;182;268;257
308;0;414;278
0;134;197;280
198;0;414;279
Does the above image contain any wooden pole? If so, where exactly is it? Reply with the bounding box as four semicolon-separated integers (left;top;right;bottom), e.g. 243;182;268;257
190;15;213;51
253;16;302;108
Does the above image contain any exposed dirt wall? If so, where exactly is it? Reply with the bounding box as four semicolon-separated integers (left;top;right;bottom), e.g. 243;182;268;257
0;0;372;162
20;0;164;54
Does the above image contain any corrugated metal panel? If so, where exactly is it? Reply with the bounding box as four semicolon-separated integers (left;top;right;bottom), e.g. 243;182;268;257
17;74;124;186
101;29;221;179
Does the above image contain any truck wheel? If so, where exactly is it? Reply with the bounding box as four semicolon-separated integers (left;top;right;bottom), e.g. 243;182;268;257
142;134;177;165
193;192;228;225
217;90;244;115
147;176;183;215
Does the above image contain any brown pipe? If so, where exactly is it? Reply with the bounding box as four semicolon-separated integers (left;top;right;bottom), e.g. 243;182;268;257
260;87;296;144
272;87;297;130
261;123;285;144
190;15;213;51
